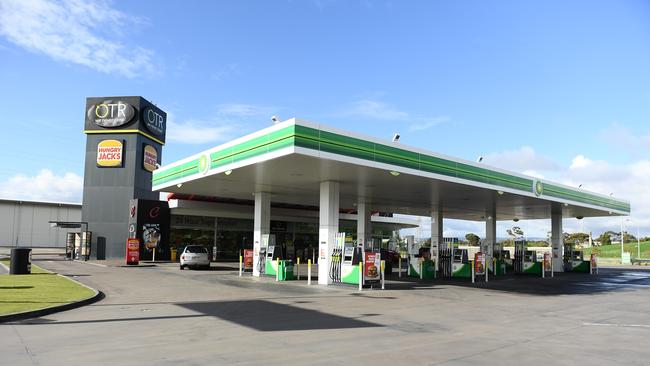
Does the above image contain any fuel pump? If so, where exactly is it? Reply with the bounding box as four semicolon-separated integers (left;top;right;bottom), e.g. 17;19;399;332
341;241;362;284
451;248;471;278
328;232;346;283
257;247;267;275
514;238;542;275
265;244;283;277
491;242;507;276
564;242;590;272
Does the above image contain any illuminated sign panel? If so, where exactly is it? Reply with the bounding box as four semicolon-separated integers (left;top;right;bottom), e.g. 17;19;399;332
143;144;158;172
97;139;124;167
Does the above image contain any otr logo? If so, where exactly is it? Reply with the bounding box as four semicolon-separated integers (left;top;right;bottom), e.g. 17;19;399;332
95;102;128;119
146;109;164;130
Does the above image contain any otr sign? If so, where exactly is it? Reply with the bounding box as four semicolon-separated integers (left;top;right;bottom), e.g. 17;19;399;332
143;107;165;137
87;100;135;128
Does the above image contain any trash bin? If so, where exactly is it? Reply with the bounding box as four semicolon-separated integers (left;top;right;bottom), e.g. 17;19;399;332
171;248;178;262
10;248;31;275
277;260;295;281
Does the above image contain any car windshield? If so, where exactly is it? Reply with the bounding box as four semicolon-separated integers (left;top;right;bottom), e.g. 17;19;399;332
185;246;207;254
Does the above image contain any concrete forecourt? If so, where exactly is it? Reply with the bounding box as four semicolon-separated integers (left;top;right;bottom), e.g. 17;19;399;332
1;256;650;365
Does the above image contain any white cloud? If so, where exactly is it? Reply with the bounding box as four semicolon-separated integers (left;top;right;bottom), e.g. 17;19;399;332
484;146;560;173
0;169;82;203
342;99;409;120
408;117;450;132
167;118;235;145
599;123;650;156
165;103;276;144
0;0;159;78
216;103;273;117
340;98;449;132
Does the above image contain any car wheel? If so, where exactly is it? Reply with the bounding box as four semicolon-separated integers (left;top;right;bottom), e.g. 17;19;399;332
180;265;184;270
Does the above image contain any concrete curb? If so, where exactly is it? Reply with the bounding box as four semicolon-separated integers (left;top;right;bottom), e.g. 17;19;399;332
0;272;105;323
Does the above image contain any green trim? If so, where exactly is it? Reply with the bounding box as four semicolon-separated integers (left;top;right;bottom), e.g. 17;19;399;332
152;123;630;214
542;182;629;212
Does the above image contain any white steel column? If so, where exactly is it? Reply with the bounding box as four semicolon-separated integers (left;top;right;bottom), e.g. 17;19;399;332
431;207;443;270
252;192;271;277
485;206;496;258
318;181;339;285
551;207;564;272
357;201;372;249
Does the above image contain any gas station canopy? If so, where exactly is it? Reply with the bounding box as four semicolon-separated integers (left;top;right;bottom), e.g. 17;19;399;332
152;119;630;221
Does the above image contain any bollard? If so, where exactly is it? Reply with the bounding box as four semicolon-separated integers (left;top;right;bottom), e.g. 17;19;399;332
551;257;554;278
239;255;243;277
297;257;301;280
307;259;312;285
485;259;488;283
471;260;475;284
276;257;279;282
419;260;423;280
358;262;363;291
381;260;385;290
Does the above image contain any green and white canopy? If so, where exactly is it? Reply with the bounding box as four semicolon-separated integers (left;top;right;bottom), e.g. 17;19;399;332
153;119;630;221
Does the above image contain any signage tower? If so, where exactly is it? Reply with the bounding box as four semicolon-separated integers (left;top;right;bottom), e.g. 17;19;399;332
82;96;168;259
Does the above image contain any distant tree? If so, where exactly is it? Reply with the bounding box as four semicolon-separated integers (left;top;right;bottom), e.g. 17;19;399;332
564;232;590;244
597;232;612;246
506;226;524;238
465;233;480;246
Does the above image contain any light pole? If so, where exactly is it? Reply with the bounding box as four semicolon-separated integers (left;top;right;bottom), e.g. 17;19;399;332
637;222;641;259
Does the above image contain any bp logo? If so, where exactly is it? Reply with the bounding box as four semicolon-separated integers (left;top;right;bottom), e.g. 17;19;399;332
533;180;543;197
198;154;210;175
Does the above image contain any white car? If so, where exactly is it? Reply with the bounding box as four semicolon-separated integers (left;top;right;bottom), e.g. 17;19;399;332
180;245;210;270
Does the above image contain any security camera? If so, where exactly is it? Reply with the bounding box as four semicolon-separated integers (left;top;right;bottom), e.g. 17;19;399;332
271;115;280;124
476;156;484;163
155;163;161;169
392;133;400;142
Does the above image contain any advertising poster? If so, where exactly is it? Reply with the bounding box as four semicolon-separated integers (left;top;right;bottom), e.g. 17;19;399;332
474;252;485;275
364;252;381;284
544;252;552;271
126;238;140;265
128;199;170;260
244;249;254;270
142;223;160;250
590;253;597;269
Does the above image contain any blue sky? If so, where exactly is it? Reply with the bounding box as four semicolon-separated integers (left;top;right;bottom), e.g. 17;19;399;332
1;0;649;237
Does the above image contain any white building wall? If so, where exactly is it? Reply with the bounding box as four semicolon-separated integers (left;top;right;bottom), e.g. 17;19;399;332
0;199;81;247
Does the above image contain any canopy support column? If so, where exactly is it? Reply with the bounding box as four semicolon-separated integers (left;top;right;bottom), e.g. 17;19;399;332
318;181;339;285
485;206;496;258
551;205;564;272
431;207;443;270
252;191;270;277
357;201;372;250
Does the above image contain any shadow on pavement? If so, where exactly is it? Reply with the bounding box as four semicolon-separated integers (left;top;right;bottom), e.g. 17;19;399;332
177;299;382;331
385;267;650;295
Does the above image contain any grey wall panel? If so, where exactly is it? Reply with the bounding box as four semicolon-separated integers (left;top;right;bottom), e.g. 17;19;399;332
0;201;81;247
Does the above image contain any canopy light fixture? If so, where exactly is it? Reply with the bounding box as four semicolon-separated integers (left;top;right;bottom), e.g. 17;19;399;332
224;170;232;176
497;190;504;195
513;218;519;222
176;183;183;188
389;171;400;176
